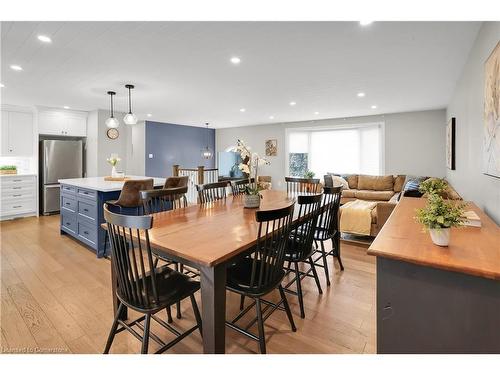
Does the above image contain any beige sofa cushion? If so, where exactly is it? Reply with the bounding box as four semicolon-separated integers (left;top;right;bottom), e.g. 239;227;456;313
393;175;406;192
355;190;395;201
342;189;356;198
357;175;394;191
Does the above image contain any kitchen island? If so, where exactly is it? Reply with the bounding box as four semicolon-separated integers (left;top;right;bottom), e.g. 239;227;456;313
58;176;166;257
368;197;500;353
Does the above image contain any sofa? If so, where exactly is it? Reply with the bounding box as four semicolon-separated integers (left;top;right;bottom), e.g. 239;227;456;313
324;173;461;237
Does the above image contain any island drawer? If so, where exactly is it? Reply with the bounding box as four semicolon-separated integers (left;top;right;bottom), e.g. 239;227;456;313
61;210;77;234
77;188;97;201
61;184;77;195
61;195;77;212
78;200;97;221
78;221;97;246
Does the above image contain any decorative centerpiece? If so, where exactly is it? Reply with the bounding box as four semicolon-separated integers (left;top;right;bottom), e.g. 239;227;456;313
0;165;17;175
106;154;121;178
303;170;315;178
415;179;466;246
229;139;270;208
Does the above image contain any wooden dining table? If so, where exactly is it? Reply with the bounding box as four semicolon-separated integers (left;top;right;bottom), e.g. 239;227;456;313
109;189;313;354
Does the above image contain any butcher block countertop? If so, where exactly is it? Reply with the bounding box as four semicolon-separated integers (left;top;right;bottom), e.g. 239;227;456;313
367;197;500;280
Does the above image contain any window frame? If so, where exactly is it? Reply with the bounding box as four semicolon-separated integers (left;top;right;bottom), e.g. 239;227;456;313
284;121;386;177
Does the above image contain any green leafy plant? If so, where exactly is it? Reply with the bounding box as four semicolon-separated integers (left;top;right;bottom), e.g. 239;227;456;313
419;178;448;196
303;170;315;179
0;165;17;170
415;194;466;230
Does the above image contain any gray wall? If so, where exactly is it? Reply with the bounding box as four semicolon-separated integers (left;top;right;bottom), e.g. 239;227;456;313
145;121;215;178
446;22;500;224
216;109;446;190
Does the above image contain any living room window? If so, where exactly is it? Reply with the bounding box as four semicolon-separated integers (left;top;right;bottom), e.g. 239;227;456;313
286;123;384;177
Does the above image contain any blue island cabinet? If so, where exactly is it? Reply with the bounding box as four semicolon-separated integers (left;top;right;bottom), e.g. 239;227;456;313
60;184;122;257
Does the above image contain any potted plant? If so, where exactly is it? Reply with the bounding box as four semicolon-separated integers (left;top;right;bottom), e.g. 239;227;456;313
106;154;121;178
415;179;466;246
228;139;270;208
0;165;17;175
303;170;315;179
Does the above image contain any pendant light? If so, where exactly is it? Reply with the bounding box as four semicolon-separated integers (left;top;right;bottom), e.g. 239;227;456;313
201;122;213;159
105;91;119;128
123;84;138;125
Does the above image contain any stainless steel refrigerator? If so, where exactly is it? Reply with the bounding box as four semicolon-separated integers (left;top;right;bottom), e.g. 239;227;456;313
40;139;83;215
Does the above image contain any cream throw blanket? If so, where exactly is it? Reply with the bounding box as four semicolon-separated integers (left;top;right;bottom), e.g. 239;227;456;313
340;200;377;236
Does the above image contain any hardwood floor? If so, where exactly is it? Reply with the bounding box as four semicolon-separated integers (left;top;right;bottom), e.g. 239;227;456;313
0;215;376;354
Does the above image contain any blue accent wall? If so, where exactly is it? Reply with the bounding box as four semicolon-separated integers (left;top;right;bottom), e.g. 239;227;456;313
145;121;215;178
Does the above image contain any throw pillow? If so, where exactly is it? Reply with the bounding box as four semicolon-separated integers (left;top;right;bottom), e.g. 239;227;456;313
331;175;349;189
401;175;427;198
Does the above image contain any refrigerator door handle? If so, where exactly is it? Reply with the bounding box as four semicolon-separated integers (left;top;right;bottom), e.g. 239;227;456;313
44;146;49;181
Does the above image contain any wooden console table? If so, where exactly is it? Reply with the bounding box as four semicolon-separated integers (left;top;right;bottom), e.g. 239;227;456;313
368;197;500;353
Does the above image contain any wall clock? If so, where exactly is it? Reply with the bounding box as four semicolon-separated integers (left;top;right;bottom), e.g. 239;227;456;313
106;128;119;140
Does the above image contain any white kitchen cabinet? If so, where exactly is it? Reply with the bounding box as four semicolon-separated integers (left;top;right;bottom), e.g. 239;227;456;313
38;110;87;137
0;110;33;157
0;174;37;220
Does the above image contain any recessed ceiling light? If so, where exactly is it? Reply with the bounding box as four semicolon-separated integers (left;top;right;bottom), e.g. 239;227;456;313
63;106;70;109
37;35;52;43
371;105;377;109
314;111;319;115
240;108;246;112
147;113;152;117
10;65;23;71
269;115;275;120
357;92;366;98
0;83;4;88
230;56;241;64
359;21;373;26
289;101;296;106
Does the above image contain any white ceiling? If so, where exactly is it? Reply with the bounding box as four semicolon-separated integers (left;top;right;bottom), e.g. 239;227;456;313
1;21;481;128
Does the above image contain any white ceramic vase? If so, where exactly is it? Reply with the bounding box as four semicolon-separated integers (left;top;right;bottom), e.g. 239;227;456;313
429;228;450;246
243;194;261;208
111;166;117;178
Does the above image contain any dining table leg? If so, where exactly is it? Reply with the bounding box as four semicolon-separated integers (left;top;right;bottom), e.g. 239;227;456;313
200;263;227;354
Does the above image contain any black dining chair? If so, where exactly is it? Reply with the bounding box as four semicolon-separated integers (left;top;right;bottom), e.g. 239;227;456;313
102;204;202;354
141;186;190;323
312;186;344;286
230;178;255;195
225;202;296;354
285;177;321;195
196;181;229;203
281;193;323;318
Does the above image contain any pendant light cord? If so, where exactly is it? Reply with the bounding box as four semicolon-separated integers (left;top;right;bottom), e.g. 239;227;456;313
128;86;132;113
110;93;114;117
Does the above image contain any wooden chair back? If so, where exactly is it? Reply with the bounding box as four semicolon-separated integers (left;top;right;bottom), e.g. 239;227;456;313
230;178;255;195
285;177;320;195
196;181;229;204
141;187;188;214
245;202;295;292
104;204;159;310
164;176;189;189
318;186;343;238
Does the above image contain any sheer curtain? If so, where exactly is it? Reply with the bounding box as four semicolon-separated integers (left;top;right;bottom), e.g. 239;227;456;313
288;124;383;177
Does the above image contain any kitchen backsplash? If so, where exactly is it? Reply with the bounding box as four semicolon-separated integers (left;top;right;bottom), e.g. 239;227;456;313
0;157;36;174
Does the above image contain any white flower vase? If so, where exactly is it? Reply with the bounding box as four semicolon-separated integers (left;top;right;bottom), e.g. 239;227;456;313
429;228;450;247
243;194;261;208
111;166;117;178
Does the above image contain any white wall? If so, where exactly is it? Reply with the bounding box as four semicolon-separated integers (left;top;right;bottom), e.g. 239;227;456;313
86;109;145;177
446;22;500;224
216;109;446;190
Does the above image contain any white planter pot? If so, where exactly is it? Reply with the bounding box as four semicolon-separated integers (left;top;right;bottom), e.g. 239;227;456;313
429;228;450;247
243;194;261;208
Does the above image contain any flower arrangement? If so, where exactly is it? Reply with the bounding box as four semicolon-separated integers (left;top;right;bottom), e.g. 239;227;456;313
303;170;315;179
414;178;466;246
106;155;121;167
229;139;270;196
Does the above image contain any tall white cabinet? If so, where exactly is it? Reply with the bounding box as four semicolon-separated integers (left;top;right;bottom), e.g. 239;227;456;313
1;110;33;156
